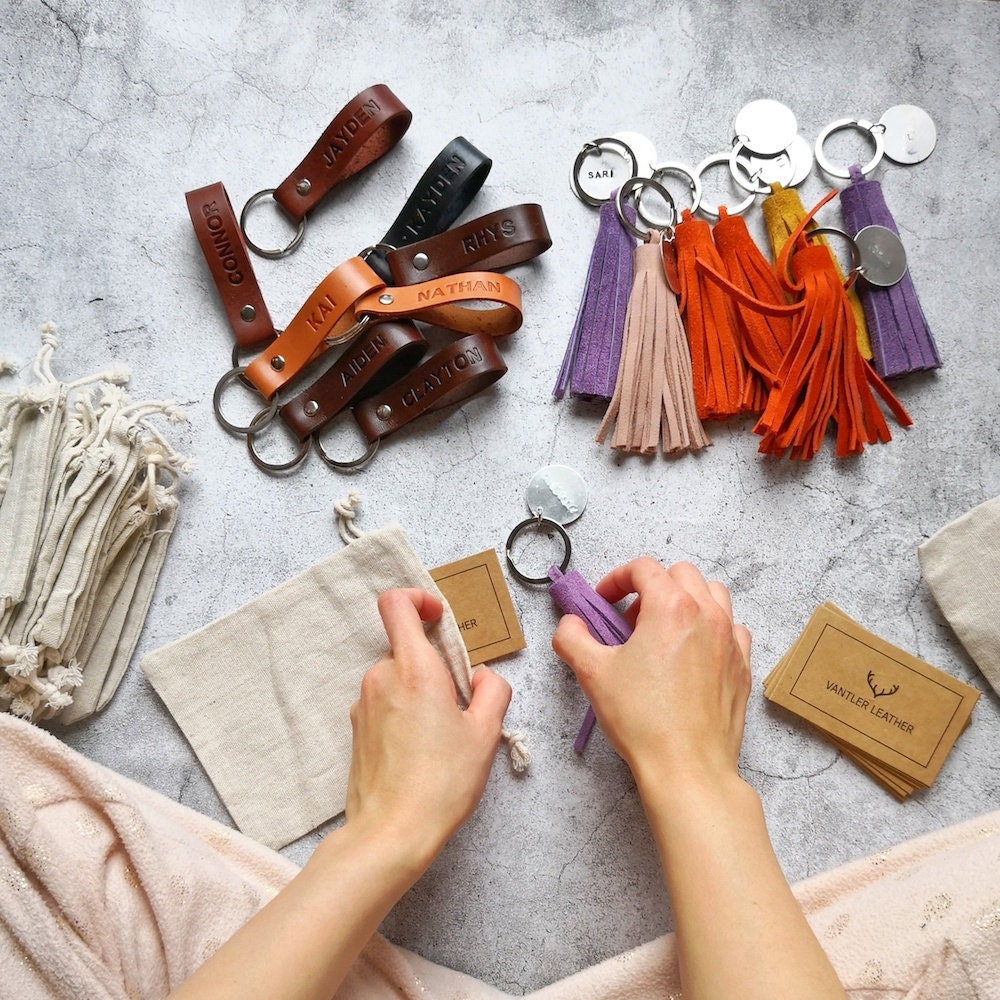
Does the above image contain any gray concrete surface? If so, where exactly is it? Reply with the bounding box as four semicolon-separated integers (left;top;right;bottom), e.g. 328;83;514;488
2;0;999;992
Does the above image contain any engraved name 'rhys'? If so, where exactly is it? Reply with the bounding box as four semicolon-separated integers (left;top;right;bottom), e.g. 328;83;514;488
401;346;484;407
416;278;503;302
402;154;467;238
201;201;243;285
340;333;388;387
322;99;381;168
462;218;516;255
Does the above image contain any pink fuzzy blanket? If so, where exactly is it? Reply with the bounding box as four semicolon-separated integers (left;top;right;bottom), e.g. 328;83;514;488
1;713;997;998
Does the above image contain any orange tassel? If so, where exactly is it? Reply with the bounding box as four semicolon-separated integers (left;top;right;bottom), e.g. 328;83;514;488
699;191;912;460
597;237;710;455
674;209;747;420
712;206;794;413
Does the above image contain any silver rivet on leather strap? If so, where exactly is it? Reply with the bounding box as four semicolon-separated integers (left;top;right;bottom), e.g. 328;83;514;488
376;404;392;420
379;293;393;305
304;400;319;416
296;178;312;195
413;252;429;270
240;305;256;322
271;355;285;371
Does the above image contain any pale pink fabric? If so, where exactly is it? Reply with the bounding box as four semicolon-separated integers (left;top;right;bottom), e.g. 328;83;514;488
1;712;999;999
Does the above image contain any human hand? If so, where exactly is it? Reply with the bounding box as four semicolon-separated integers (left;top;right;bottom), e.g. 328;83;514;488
345;588;511;870
551;559;752;798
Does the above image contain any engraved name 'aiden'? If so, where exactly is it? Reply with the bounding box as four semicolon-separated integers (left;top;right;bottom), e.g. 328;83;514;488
401;345;484;407
322;98;381;168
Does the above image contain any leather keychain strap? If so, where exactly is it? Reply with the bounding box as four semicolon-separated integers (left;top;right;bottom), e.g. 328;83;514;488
353;333;507;442
279;321;427;441
245;258;522;399
273;84;412;223
385;203;552;283
185;182;277;348
364;136;493;281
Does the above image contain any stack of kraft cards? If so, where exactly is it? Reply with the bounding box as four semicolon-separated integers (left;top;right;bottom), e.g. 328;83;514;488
764;604;980;799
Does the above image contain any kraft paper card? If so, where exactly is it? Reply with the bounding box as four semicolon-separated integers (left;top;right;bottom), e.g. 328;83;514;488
765;603;979;797
430;549;525;665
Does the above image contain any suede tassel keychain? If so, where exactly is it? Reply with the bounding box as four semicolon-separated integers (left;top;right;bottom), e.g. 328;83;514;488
673;208;748;421
838;164;941;379
762;182;873;362
554;198;637;401
711;205;794;413
701;190;912;459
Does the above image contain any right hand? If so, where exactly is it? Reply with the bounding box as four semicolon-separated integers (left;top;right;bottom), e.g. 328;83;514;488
551;559;752;795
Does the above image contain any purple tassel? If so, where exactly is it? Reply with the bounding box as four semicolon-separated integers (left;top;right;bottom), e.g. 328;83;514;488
554;199;637;401
839;164;941;378
547;566;633;753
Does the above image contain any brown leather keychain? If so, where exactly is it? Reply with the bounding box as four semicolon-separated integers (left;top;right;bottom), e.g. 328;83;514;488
239;84;412;259
384;203;552;283
315;332;508;470
245;321;427;473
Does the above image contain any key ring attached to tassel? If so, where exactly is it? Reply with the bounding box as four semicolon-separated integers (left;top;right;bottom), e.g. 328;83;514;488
504;465;631;754
815;107;942;379
555;138;641;403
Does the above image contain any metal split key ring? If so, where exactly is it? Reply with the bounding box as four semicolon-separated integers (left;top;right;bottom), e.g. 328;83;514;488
615;175;677;239
240;189;307;260
814;118;886;179
570;137;639;207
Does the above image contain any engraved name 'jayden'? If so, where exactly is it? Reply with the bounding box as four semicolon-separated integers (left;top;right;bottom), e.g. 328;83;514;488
201;201;243;285
340;333;387;387
322;98;381;168
401;345;484;407
402;154;467;238
825;680;915;733
462;218;516;255
415;278;503;302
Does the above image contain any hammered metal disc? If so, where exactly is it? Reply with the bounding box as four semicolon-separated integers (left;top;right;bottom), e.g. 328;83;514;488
855;225;908;287
525;465;588;525
878;104;937;164
732;99;798;157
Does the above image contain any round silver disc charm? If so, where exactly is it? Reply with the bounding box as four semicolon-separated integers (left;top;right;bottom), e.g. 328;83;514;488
525;464;588;525
878;104;937;164
613;131;657;177
734;133;814;191
855;225;908;287
732;99;798;157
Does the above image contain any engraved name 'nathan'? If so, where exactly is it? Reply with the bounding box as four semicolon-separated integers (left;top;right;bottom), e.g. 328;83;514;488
824;680;915;733
401;346;484;407
462;218;516;255
416;278;503;302
322;98;381;168
201;201;243;285
340;333;387;388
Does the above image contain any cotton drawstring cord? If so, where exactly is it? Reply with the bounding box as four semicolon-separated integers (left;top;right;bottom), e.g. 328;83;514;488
334;492;365;544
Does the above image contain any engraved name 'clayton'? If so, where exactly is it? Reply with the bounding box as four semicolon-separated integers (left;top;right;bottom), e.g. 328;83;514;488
401;345;484;407
462;218;516;255
200;201;243;285
322;98;381;168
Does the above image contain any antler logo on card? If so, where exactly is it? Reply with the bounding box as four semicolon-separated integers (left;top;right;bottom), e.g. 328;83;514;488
867;670;900;699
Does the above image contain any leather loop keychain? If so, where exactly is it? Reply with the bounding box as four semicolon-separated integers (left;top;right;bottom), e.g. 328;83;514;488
318;333;507;469
384;203;552;283
364;136;493;281
240;83;412;258
185;181;277;348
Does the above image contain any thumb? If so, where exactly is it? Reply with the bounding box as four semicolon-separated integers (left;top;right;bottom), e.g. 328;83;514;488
551;614;608;683
466;666;512;733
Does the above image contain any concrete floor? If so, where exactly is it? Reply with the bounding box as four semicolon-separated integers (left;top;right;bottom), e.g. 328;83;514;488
2;0;999;992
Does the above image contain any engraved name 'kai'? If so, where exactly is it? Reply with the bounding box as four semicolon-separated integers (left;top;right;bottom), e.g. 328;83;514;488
825;681;915;733
401;346;483;407
416;278;503;302
305;293;343;334
340;333;387;387
201;201;243;285
462;218;516;255
322;99;381;168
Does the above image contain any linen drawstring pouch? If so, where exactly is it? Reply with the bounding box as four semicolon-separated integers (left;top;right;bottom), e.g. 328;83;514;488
141;499;527;851
918;495;1000;698
0;326;189;722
